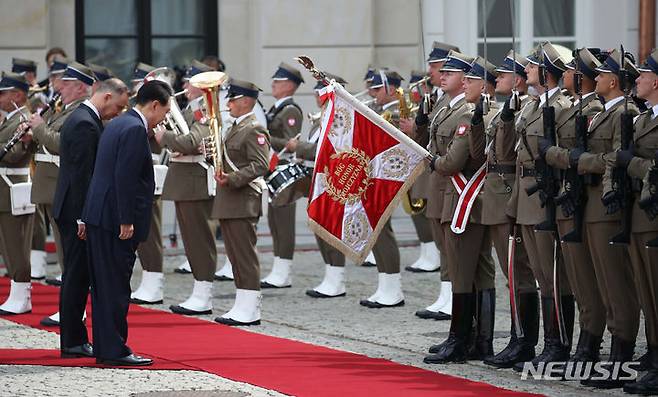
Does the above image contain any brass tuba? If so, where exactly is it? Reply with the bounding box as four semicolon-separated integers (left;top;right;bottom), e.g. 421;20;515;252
189;71;228;173
396;88;426;215
145;67;190;136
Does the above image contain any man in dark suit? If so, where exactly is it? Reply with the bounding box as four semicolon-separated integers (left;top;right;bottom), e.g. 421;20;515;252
53;78;129;358
82;80;171;366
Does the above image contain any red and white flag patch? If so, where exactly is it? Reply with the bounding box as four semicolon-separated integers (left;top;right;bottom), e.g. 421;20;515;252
257;134;266;145
456;124;468;136
288;118;297;127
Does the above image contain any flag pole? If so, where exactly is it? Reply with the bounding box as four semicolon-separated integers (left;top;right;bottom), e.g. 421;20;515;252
294;55;432;161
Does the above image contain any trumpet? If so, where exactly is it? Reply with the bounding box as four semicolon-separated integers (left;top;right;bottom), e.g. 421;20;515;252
190;71;228;172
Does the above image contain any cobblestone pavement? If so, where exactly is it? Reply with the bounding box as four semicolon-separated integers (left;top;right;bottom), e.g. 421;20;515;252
0;204;642;396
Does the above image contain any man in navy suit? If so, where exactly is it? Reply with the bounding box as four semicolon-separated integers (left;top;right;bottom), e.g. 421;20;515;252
82;80;171;366
53;77;129;359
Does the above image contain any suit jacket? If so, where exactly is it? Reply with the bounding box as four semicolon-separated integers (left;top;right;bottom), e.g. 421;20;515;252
81;109;155;242
161;106;213;201
31;97;87;204
212;114;270;220
52;103;103;222
0;107;35;213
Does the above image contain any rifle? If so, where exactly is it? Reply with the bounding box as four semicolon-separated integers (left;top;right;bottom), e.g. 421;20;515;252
557;49;587;243
529;47;559;233
608;45;634;245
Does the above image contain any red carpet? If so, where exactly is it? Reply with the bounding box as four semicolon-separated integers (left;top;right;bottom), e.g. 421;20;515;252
0;278;542;397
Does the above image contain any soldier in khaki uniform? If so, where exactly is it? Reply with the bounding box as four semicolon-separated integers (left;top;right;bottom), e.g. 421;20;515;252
404;71;440;273
212;79;270;326
423;54;496;364
260;62;304;289
480;50;539;369
284;74;348;298
154;60;219;313
539;48;608;369
509;43;575;371
0;73;35;315
576;50;641;389
128;63;167;296
28;62;94;327
400;42;461;321
619;49;658;394
358;70;405;308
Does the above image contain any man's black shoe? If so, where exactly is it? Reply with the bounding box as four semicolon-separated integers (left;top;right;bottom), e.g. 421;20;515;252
96;354;153;366
61;343;93;358
45;278;62;286
214;317;260;326
415;309;451;320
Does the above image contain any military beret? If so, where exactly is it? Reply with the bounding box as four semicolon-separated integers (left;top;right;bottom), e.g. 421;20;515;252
440;51;475;73
0;72;30;92
61;62;96;86
88;63;115;81
496;49;528;79
526;42;573;77
565;48;603;80
12;58;37;74
183;60;214;81
49;56;69;75
370;70;404;88
428;42;460;63
638;48;658;75
227;78;262;99
597;49;640;80
465;56;498;85
132;62;155;82
272;62;304;85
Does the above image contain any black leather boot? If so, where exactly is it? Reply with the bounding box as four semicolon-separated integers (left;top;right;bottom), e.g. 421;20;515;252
468;288;495;360
424;292;476;364
624;347;658;395
485;292;538;368
559;330;602;378
581;335;635;389
514;296;572;372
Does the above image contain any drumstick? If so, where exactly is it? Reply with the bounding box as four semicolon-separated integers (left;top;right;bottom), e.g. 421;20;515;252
278;133;302;156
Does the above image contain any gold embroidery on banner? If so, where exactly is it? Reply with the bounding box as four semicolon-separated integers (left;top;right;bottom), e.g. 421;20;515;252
330;105;352;138
381;148;409;180
343;211;369;249
323;148;372;205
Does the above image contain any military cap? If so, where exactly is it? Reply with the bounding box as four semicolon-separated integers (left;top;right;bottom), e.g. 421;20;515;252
49;56;69;75
88;63;115;81
496;49;528;79
132;62;155;82
314;73;348;90
0;72;30;92
271;62;304;85
595;49;639;79
565;48;602;80
370;70;404;89
183;60;213;81
440;51;475;73
227;78;261;99
638;48;658;74
526;42;573;77
364;66;376;82
465;56;498;85
428;41;460;63
61;62;96;86
12;58;37;74
409;70;427;83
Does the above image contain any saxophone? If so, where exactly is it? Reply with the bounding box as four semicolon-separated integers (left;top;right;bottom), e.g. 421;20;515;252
396;88;426;215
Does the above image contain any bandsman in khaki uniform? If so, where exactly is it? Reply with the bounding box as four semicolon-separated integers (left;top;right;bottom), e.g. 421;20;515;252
404;70;440;273
400;42;461;321
358;70;404;308
28;62;94;327
0;73;35;315
618;49;658;394
212;79;269;326
538;48;608;369
284;74;348;298
575;50;641;389
481;50;539;369
155;60;219;313
261;63;304;289
511;43;575;371
31;57;69;281
129;63;166;297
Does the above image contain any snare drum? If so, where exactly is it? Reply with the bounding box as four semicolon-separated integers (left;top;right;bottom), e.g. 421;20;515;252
265;163;312;206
